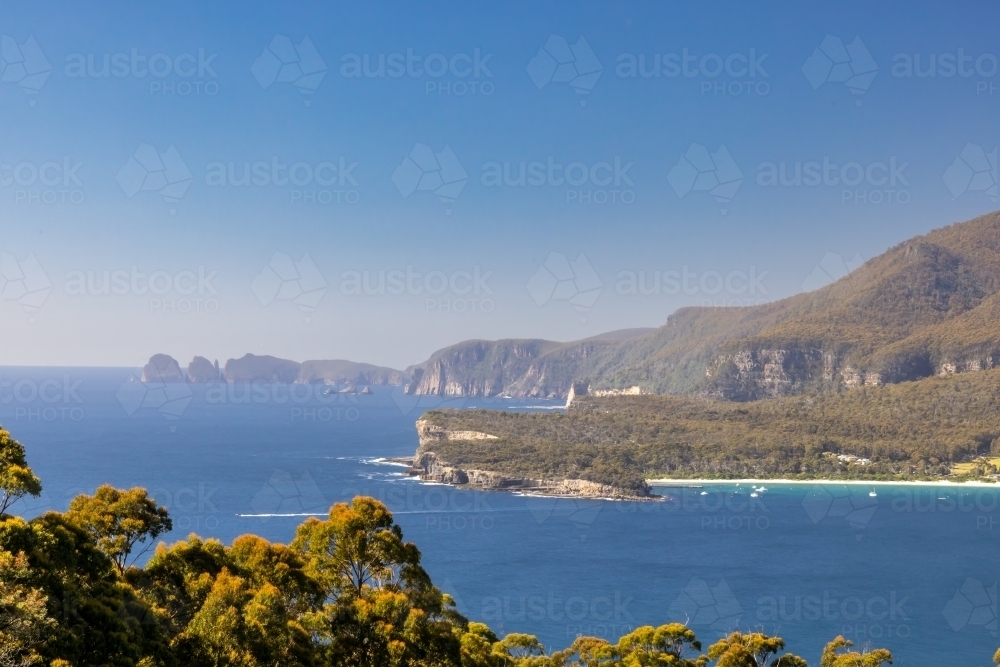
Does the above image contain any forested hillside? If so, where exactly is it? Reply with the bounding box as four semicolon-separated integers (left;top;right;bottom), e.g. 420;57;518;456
406;212;1000;400
418;368;1000;493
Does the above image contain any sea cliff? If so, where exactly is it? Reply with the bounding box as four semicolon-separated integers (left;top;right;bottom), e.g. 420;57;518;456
404;419;653;499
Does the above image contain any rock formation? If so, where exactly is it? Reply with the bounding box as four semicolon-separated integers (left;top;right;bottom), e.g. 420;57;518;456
142;354;184;383
186;356;221;382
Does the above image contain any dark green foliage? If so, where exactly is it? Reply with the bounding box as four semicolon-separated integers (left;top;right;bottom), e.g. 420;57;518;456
0;427;42;518
420;367;1000;489
0;513;168;667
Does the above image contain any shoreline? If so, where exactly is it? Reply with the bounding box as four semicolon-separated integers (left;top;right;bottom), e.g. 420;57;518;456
372;460;998;497
647;477;999;487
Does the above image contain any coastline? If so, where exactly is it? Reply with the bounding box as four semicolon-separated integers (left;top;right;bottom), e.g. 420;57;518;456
647;477;999;487
368;458;999;498
406;420;998;498
385;453;656;500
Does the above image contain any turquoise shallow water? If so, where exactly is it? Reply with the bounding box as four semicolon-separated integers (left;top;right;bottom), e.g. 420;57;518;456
2;367;998;666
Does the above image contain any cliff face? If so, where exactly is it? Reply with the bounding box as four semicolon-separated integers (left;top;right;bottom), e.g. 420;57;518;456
406;339;561;397
415;419;499;443
703;348;830;400
410;420;647;498
405;333;650;399
703;346;1000;400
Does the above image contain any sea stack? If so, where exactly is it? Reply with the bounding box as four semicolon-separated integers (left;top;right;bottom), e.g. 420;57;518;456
187;356;221;382
142;354;185;383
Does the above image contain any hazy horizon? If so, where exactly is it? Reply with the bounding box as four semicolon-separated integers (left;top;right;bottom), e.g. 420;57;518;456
1;1;997;368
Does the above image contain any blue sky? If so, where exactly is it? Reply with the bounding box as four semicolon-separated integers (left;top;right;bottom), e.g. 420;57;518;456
0;0;997;368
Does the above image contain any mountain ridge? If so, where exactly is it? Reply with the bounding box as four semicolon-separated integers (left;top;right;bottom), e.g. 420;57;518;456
405;211;1000;400
140;211;1000;399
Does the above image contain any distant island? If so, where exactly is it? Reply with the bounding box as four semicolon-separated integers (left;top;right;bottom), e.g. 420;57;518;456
140;353;409;386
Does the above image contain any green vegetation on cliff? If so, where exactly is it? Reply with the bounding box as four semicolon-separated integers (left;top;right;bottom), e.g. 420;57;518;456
418;368;1000;493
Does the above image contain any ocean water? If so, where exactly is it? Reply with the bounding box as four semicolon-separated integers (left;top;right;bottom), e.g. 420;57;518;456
1;366;997;667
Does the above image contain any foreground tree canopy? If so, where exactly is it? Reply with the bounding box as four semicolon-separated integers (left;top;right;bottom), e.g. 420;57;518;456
0;425;980;666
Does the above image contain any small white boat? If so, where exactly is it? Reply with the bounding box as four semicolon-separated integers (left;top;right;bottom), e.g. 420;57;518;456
869;489;878;497
700;491;709;496
750;491;759;498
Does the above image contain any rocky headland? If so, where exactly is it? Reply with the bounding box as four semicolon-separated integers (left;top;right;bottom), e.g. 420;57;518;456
403;418;655;499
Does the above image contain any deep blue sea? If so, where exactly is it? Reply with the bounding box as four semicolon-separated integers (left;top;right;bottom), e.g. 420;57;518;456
1;367;997;666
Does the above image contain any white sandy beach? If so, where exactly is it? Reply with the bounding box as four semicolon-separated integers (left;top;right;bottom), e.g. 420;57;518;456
646;478;999;487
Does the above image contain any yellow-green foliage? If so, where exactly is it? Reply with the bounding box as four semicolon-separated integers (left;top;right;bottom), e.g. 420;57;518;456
0;412;985;665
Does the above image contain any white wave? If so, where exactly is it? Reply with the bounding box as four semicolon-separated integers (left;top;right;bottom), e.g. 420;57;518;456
236;512;327;517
